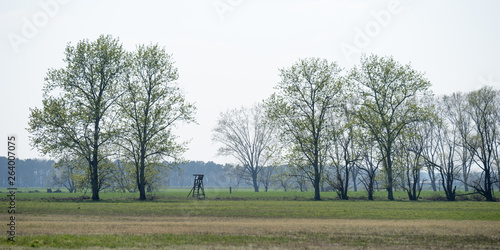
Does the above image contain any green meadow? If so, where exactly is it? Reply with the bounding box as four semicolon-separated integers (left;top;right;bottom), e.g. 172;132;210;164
1;189;499;249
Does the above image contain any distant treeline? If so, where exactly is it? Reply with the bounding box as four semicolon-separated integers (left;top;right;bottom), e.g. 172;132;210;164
0;157;54;187
0;157;241;189
0;157;483;194
168;161;237;188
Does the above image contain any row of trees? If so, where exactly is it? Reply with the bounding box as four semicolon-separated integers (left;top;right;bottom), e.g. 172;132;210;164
29;35;498;201
213;56;499;201
28;35;196;200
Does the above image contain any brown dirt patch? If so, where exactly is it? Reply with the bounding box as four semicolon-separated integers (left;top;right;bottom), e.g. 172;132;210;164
14;215;500;238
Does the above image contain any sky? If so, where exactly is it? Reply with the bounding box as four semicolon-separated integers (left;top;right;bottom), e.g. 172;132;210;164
1;0;499;165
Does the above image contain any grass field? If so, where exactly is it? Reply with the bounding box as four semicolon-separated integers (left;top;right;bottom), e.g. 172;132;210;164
1;188;499;249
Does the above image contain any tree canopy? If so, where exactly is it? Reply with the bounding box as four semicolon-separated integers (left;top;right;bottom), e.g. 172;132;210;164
266;58;345;200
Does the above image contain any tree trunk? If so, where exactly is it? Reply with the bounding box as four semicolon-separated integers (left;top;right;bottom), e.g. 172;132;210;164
139;185;146;200
428;169;437;192
91;160;100;201
386;155;394;201
463;160;470;192
314;169;321;201
139;156;147;200
484;167;494;201
342;167;349;200
252;171;259;192
341;190;349;200
352;168;358;192
91;115;101;201
368;178;374;200
408;173;418;201
463;171;469;192
445;184;456;201
314;184;321;200
497;166;500;192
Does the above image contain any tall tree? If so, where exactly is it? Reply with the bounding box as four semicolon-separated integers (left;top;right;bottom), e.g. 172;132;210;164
425;96;462;201
118;44;195;200
444;92;474;191
28;35;127;201
420;101;440;192
326;105;362;200
266;58;344;200
351;54;432;200
462;86;499;201
213;104;274;192
406;97;440;197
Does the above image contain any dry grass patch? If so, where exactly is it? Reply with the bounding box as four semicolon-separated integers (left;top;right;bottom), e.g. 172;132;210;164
1;215;498;249
16;214;500;237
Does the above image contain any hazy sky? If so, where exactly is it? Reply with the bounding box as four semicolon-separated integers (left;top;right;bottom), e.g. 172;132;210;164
1;0;499;164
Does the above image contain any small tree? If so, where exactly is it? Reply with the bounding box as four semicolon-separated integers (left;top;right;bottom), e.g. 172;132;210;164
259;166;276;192
110;158;137;193
395;126;426;201
273;166;293;192
358;142;382;200
52;156;88;193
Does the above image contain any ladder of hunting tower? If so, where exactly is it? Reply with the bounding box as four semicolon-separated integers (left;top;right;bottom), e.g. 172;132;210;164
187;174;205;199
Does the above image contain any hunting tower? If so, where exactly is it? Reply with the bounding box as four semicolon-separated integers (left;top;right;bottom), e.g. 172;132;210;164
187;174;205;199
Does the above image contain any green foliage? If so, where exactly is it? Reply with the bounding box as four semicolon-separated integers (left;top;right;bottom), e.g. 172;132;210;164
28;36;195;201
28;34;127;201
266;58;345;200
350;54;433;200
117;43;196;200
325;103;363;200
461;86;499;201
52;156;89;193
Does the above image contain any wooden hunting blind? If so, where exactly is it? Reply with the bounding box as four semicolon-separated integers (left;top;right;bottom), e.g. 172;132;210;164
187;174;205;199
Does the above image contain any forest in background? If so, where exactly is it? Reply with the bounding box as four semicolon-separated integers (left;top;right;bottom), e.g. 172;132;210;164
0;156;470;194
0;157;230;189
